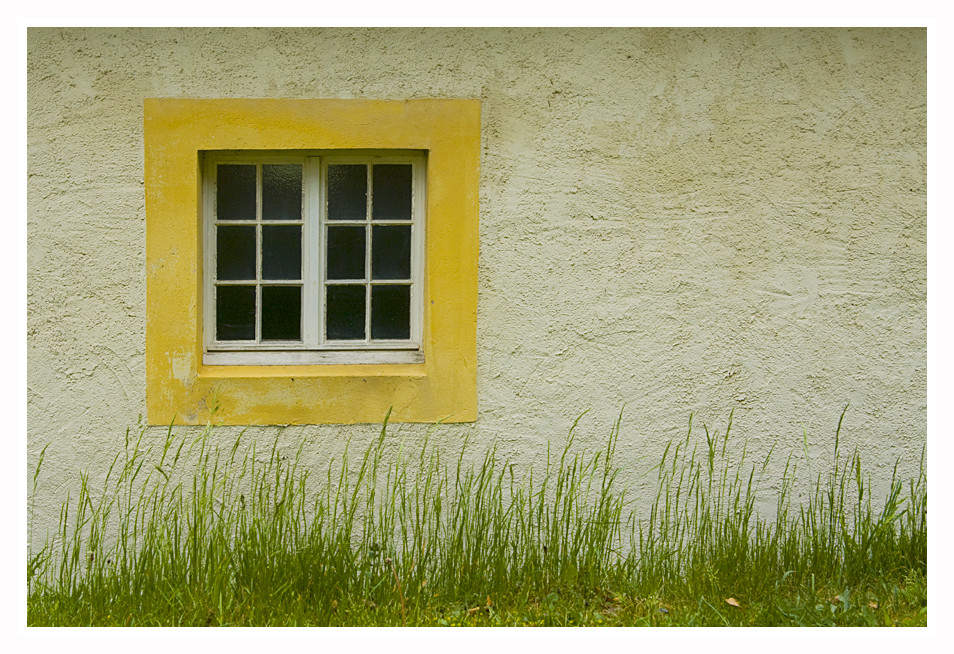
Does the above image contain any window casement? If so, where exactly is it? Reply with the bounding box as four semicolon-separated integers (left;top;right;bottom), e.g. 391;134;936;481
202;151;425;366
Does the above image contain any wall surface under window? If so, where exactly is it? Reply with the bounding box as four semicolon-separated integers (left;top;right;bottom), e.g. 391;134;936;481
27;28;926;546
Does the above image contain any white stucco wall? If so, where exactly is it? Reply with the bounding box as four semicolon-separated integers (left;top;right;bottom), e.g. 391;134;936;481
27;28;926;543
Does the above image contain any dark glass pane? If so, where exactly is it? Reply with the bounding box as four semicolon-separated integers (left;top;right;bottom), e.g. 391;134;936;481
262;225;301;280
217;164;256;220
371;285;411;340
217;225;256;280
326;226;366;280
261;286;301;341
216;285;256;341
262;164;302;221
326;285;366;340
371;225;412;280
327;164;367;220
372;164;412;221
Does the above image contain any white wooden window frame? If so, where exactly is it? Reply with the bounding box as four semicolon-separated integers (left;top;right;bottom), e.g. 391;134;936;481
202;150;426;366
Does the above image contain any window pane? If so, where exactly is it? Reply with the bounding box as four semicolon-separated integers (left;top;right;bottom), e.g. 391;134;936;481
262;225;301;280
326;285;366;340
261;286;301;341
371;285;411;340
326;225;366;280
217;164;256;220
217;225;256;280
371;225;411;280
262;164;302;221
216;285;256;341
327;164;367;220
372;164;412;221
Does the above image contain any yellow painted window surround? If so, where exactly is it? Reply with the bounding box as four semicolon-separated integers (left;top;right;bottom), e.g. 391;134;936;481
144;98;479;425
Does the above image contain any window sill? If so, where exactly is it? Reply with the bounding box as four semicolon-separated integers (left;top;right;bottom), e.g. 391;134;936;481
197;362;427;379
202;349;425;366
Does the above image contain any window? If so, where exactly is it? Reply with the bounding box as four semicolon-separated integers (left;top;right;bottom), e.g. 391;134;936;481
203;152;425;365
144;98;478;425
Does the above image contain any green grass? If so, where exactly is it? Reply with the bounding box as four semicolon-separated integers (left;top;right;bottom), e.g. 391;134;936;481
27;408;926;626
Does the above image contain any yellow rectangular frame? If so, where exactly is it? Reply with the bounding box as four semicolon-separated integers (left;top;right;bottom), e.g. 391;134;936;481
144;99;479;425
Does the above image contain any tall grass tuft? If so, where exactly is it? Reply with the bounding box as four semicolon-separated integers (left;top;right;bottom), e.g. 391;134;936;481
632;408;926;610
27;408;926;626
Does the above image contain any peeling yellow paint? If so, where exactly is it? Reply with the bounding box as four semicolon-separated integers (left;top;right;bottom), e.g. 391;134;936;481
145;98;479;425
170;352;193;386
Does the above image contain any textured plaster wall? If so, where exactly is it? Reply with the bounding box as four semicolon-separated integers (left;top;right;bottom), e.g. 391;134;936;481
27;28;926;544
